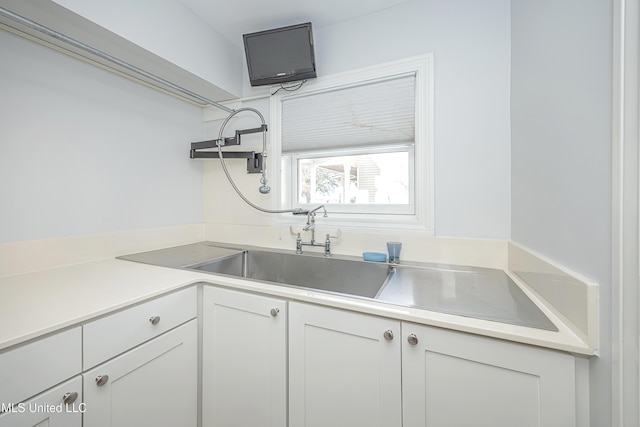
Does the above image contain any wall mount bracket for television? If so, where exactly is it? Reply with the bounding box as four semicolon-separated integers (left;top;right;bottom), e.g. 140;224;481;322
189;125;268;174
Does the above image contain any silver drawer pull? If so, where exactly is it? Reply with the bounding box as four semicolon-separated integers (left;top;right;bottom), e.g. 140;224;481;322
149;316;161;325
270;308;279;317
95;375;109;387
407;334;419;346
62;391;78;405
383;330;394;341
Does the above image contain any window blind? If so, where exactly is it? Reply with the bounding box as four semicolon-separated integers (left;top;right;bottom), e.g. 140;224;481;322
281;73;416;153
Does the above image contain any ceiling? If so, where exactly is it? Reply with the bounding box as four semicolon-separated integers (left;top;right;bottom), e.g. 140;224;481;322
178;0;412;47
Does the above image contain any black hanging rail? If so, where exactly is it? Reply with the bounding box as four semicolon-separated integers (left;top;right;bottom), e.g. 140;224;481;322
189;125;267;174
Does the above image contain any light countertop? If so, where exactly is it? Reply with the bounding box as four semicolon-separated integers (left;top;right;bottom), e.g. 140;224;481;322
0;259;201;350
0;255;594;355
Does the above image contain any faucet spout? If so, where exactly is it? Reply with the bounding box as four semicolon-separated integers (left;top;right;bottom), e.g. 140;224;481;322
304;204;326;229
308;204;327;218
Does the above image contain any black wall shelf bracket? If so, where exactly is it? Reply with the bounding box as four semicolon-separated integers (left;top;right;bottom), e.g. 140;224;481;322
189;124;268;174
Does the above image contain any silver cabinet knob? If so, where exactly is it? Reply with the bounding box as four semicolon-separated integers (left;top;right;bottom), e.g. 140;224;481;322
95;375;109;387
407;334;419;346
149;316;161;325
62;392;78;405
270;308;280;317
383;330;394;341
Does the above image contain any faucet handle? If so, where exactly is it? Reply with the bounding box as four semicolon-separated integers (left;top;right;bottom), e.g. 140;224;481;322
327;229;342;239
323;228;340;257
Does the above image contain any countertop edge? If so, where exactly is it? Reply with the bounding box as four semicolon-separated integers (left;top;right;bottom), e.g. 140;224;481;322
0;258;595;356
187;267;594;356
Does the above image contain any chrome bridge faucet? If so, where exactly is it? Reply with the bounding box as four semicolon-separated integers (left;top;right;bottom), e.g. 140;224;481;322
291;205;340;256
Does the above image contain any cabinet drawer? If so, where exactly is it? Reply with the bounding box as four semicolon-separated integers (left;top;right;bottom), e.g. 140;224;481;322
0;376;82;426
83;287;196;369
0;327;81;406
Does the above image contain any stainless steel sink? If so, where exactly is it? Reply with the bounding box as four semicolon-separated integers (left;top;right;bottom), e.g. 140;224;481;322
119;242;558;331
187;250;390;299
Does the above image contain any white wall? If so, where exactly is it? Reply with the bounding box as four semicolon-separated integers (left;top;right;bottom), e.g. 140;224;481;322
316;0;511;239
510;0;613;425
0;29;205;243
233;0;512;240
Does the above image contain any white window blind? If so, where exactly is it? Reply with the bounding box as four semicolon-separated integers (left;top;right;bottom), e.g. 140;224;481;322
281;73;416;153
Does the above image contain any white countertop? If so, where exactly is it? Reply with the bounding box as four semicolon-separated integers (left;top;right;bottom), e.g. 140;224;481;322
0;257;594;355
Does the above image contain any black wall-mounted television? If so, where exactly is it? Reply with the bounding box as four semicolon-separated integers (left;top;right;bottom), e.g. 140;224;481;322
243;22;316;87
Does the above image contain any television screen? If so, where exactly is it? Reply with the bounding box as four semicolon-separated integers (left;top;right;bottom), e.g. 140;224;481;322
243;22;316;87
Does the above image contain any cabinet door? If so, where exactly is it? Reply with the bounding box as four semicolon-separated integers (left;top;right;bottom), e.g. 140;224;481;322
202;287;286;427
0;376;82;427
402;322;576;427
289;302;402;427
83;320;197;427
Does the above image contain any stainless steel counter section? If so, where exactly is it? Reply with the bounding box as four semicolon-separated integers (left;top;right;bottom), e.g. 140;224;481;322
378;265;557;331
118;244;243;268
119;242;557;331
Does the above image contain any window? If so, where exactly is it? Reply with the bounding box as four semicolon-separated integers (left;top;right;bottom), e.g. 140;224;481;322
290;147;413;214
270;55;433;231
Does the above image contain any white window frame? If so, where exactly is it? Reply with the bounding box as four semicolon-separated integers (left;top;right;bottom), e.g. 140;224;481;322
270;54;434;233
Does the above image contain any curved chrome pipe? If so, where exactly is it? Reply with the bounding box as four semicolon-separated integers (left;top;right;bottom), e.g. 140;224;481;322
216;108;306;214
218;107;269;193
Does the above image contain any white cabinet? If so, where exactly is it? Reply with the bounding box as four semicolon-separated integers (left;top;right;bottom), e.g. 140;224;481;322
0;282;583;427
0;376;82;427
402;322;576;427
83;287;197;369
1;287;197;427
202;287;287;427
0;327;81;426
289;303;579;427
83;319;197;427
289;302;402;427
82;287;197;427
0;327;81;407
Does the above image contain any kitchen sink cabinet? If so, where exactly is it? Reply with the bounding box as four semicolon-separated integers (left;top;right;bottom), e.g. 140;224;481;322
0;279;584;427
83;320;197;427
202;287;287;427
401;322;576;427
289;302;403;427
288;302;579;427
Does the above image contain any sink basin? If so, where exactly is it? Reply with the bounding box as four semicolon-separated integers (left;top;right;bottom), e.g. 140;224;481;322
119;242;557;331
188;250;390;299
